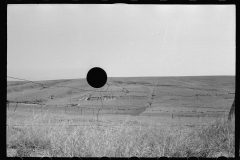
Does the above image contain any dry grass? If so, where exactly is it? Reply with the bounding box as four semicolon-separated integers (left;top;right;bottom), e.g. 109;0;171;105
7;112;235;157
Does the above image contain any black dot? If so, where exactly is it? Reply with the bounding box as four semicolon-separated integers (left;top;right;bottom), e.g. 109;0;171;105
87;67;107;88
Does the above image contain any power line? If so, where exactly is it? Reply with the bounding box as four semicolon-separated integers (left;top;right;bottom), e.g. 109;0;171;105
7;75;132;107
7;75;100;93
7;75;152;99
7;76;49;87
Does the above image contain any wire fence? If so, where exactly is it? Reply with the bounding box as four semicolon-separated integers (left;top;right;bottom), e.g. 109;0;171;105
7;123;220;128
6;100;229;114
7;75;233;127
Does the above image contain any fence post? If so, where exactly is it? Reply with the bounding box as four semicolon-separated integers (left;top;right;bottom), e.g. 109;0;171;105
97;108;101;124
41;103;43;114
93;108;94;115
13;102;18;112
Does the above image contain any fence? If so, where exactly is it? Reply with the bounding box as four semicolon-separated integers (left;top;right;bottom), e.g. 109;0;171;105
6;100;229;115
7;75;233;127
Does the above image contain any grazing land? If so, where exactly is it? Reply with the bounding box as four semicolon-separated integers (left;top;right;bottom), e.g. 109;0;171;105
7;76;235;157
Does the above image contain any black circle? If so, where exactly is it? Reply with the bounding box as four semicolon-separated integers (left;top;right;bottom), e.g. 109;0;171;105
87;67;107;88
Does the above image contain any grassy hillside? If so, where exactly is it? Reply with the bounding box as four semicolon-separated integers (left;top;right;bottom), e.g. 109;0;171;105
7;76;235;157
7;76;235;115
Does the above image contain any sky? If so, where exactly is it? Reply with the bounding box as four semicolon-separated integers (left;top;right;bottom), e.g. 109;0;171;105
7;4;235;81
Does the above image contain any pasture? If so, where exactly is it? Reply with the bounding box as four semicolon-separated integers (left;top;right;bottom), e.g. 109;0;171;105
7;76;235;157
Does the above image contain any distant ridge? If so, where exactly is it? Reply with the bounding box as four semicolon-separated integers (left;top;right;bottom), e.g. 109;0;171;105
7;75;234;82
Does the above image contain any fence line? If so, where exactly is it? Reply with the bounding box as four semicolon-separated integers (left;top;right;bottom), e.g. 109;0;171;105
7;75;232;126
7;101;230;128
6;124;218;128
6;100;229;115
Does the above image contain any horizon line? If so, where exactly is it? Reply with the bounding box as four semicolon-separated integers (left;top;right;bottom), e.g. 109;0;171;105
7;75;235;82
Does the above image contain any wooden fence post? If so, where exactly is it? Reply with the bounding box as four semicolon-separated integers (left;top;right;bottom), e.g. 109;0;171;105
97;108;101;124
41;103;43;114
13;102;18;112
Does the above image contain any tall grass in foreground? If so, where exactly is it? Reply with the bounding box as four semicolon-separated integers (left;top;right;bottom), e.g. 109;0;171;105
7;113;235;157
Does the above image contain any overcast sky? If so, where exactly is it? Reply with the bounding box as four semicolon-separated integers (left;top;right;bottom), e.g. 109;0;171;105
7;4;235;81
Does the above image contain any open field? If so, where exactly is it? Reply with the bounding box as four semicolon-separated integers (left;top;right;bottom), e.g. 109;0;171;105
7;76;235;157
7;111;235;157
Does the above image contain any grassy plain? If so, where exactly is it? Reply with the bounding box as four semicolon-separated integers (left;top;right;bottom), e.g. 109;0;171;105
7;76;235;157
